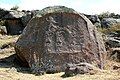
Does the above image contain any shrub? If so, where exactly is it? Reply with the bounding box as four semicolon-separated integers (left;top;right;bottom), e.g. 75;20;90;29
98;23;120;34
99;11;110;20
10;5;19;10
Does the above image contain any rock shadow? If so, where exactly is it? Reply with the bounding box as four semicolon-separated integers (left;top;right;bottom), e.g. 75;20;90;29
0;54;31;74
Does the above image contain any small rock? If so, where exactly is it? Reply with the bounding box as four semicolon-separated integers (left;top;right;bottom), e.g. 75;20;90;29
6;67;17;72
64;63;98;76
113;65;120;70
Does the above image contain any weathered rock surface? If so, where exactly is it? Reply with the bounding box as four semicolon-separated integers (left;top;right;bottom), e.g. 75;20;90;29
3;11;25;35
64;63;98;76
85;15;101;28
21;11;33;27
86;15;100;24
0;8;9;19
3;10;24;19
15;6;106;74
106;31;120;48
101;18;120;28
105;31;120;62
0;10;34;35
106;37;120;48
108;48;120;62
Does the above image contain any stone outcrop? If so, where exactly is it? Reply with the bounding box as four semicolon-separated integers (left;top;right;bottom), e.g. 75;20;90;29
106;31;120;48
0;8;9;19
64;62;98;76
105;31;120;62
15;6;106;74
85;14;120;28
101;18;120;28
3;11;26;35
0;9;34;35
21;10;33;27
86;15;100;24
85;15;101;28
107;48;120;62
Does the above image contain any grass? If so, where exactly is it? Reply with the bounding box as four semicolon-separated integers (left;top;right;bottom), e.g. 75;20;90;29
0;35;19;58
0;35;19;47
97;23;120;34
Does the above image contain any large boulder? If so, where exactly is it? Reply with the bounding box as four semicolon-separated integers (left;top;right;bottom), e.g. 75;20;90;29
15;6;106;74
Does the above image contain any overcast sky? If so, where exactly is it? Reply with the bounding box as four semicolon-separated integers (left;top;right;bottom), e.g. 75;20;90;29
0;0;120;14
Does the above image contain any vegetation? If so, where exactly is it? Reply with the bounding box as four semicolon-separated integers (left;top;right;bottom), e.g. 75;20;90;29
98;23;120;34
10;5;19;10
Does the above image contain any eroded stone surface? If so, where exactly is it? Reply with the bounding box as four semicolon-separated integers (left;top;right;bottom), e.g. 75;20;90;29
64;63;98;76
15;6;106;74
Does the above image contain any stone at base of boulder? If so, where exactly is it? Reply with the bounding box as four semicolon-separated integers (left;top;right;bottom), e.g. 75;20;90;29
64;63;98;77
113;65;120;70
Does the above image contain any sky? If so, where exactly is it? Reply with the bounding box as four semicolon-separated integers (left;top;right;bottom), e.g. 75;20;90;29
0;0;120;14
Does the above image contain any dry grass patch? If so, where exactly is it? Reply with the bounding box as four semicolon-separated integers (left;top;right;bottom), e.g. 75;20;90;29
98;23;120;34
0;35;19;47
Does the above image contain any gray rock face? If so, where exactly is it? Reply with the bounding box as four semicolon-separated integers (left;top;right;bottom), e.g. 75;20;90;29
89;15;100;24
101;18;120;28
65;63;96;76
85;15;101;27
3;10;33;35
107;37;120;48
15;6;106;74
3;11;24;35
106;32;120;48
21;11;33;27
105;31;120;62
3;10;24;19
0;8;9;19
5;19;24;35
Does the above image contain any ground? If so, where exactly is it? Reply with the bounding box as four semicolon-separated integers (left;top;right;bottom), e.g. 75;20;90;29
0;35;120;80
